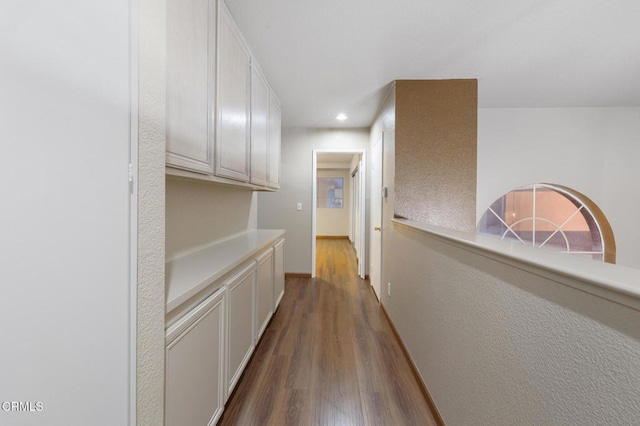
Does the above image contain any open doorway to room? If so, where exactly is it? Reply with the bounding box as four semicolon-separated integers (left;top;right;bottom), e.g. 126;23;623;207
312;149;366;279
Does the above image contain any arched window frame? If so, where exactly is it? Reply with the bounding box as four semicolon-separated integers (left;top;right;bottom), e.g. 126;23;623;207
478;183;616;264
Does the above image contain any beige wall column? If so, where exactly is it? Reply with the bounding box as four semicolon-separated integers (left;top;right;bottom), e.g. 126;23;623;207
395;79;477;232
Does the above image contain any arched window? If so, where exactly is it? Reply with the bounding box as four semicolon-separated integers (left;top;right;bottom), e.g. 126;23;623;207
478;184;616;263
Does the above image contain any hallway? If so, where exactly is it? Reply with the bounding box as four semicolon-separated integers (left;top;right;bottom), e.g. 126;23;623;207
219;239;437;425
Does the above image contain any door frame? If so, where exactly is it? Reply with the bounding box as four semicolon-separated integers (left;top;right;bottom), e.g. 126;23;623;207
129;3;139;421
369;134;383;300
312;149;366;279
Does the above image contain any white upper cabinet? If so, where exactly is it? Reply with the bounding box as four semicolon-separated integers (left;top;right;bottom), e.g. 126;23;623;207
216;0;251;182
165;0;281;190
268;92;281;189
250;64;269;186
166;0;215;173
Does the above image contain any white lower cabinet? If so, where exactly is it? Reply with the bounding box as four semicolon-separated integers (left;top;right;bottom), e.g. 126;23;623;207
165;287;225;426
225;262;256;397
255;248;274;342
273;239;285;310
165;235;286;424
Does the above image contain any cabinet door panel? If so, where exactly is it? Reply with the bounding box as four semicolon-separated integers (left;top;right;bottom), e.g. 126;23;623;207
274;239;285;310
268;93;281;188
216;1;250;182
166;288;225;426
166;0;214;173
226;263;255;395
256;248;274;340
250;65;269;186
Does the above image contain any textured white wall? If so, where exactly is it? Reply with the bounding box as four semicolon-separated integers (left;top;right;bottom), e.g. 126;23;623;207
387;223;640;426
478;107;640;269
316;169;351;236
258;128;369;274
166;179;258;259
137;0;166;423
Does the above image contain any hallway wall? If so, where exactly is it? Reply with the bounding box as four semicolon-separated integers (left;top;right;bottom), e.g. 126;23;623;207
258;128;369;274
386;221;640;425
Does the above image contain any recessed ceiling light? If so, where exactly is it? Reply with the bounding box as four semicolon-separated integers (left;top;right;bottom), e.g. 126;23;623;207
336;113;348;121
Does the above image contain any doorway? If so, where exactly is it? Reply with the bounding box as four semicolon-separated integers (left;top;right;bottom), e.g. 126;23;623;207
312;149;366;279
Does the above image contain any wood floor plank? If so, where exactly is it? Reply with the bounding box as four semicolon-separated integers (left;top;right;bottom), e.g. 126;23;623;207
218;239;437;425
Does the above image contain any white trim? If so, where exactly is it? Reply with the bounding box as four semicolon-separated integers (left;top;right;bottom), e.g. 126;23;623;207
358;157;366;279
312;149;366;279
128;0;138;422
312;152;317;278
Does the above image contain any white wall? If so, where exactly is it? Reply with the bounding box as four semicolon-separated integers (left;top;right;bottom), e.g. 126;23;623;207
166;179;257;259
387;222;640;426
478;107;640;269
316;169;351;237
258;128;370;274
1;0;138;424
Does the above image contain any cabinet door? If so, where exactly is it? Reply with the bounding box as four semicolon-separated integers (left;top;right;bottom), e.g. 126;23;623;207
216;0;250;182
273;239;285;310
166;0;215;173
255;248;274;341
268;92;281;189
226;262;255;396
166;287;225;426
250;64;269;186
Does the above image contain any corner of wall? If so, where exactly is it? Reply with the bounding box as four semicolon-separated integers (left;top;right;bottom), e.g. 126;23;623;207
137;0;166;423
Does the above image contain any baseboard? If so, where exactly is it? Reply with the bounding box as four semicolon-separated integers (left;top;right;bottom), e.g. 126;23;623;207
380;303;445;426
284;273;312;279
369;285;379;302
316;235;350;240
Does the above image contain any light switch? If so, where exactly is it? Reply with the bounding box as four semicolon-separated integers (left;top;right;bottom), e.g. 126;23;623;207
296;202;302;211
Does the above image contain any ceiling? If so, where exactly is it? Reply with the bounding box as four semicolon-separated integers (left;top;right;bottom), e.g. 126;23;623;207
225;0;640;128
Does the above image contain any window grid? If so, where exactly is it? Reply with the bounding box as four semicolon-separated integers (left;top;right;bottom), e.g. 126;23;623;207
480;184;606;261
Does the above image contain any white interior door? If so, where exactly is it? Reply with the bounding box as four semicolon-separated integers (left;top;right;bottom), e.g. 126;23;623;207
370;136;383;299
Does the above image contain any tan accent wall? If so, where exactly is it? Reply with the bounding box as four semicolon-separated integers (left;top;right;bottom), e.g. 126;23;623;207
395;80;477;232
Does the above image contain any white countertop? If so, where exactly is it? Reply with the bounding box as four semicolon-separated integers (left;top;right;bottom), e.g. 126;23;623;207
165;229;285;313
392;218;640;311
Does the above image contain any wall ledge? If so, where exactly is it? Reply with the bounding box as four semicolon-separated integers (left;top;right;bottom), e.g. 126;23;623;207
392;218;640;312
165;229;285;314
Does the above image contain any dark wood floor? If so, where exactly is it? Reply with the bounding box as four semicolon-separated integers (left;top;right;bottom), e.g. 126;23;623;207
219;239;437;425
